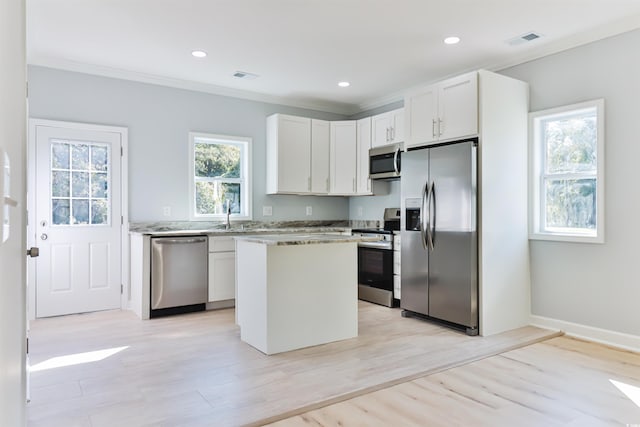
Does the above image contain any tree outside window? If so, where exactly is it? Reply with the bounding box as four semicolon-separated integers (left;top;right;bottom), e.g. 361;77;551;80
529;99;604;243
190;133;251;220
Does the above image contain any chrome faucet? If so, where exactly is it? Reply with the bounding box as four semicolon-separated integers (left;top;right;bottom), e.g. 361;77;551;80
225;199;231;230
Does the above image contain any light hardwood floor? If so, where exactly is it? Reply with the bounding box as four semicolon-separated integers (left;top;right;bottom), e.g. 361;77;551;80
268;336;640;427
27;302;557;427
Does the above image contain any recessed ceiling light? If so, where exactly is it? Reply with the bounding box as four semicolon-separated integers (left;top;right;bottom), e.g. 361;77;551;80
338;81;350;88
444;36;460;45
191;50;207;58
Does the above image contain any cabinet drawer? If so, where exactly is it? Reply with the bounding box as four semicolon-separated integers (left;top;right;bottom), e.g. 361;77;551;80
209;237;235;253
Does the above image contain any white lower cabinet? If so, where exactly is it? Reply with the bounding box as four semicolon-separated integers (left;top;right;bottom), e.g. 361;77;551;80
208;237;236;302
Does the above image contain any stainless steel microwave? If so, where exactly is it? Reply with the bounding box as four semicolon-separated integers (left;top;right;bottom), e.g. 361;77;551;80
369;143;401;180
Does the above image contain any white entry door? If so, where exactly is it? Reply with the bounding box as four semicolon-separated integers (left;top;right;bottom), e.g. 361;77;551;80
35;124;122;317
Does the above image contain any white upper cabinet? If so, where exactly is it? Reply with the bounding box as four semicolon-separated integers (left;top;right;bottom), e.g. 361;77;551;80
405;71;478;149
330;121;357;195
356;117;372;195
266;114;311;194
371;108;404;148
310;119;330;194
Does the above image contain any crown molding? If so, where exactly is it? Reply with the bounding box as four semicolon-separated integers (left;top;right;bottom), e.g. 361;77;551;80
357;15;640;113
28;16;640;117
27;57;359;116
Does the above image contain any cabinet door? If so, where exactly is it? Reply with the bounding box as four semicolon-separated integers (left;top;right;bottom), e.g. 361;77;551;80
266;114;311;194
438;71;478;141
405;85;438;148
356;117;372;194
389;108;404;143
208;251;236;302
371;112;391;148
311;119;330;194
330;121;357;195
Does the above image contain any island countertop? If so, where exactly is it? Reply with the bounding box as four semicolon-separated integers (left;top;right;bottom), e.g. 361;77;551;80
234;233;372;246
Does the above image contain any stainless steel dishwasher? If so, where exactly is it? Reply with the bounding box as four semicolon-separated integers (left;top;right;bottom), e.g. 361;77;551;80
150;235;208;317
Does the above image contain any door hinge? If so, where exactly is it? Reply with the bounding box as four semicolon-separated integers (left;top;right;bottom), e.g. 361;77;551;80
120;146;123;156
121;216;124;225
121;284;124;294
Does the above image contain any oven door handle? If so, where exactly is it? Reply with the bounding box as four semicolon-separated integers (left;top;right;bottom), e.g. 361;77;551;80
358;241;393;250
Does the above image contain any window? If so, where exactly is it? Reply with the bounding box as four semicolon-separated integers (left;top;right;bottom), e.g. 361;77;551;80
50;139;110;226
189;132;252;220
529;99;604;243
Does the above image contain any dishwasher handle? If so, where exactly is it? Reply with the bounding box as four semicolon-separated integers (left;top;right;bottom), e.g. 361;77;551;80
153;237;207;245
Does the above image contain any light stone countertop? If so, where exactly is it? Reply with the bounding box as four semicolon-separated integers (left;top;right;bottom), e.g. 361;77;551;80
234;233;376;246
127;220;365;237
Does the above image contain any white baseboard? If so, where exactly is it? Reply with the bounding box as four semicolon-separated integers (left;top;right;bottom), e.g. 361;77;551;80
530;315;640;353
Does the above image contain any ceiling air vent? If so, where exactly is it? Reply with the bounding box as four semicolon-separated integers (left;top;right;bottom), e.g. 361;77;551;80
507;31;544;46
233;71;259;80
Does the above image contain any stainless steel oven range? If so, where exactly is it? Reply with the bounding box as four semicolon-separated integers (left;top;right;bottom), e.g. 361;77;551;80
352;208;400;307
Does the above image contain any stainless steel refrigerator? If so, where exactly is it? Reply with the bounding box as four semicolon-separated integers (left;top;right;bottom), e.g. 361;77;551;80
400;139;478;335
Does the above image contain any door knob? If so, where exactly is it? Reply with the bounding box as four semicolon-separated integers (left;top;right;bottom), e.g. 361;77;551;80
26;247;39;258
40;233;48;240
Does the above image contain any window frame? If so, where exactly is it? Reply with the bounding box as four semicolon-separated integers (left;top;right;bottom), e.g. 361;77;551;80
529;99;605;243
188;132;252;221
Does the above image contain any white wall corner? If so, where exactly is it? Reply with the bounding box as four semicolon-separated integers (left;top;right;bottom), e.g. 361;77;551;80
530;315;640;353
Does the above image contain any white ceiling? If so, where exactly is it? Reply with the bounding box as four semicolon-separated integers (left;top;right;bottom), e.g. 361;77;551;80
27;0;640;115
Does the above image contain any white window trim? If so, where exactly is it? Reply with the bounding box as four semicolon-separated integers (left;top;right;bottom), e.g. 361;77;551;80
188;132;252;221
529;99;605;244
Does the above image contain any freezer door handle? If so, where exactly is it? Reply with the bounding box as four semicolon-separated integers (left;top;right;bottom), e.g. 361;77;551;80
420;181;428;250
428;181;436;251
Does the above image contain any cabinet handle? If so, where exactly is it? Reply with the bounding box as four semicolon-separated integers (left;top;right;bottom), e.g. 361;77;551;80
432;119;437;138
391;126;395;141
438;118;443;137
386;127;390;142
326;178;329;192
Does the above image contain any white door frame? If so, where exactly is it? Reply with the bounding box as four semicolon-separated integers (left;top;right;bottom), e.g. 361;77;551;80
27;119;129;320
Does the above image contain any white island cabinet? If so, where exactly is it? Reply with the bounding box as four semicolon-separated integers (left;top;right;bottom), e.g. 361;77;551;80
235;234;359;355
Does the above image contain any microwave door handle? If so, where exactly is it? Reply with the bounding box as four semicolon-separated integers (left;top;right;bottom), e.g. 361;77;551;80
393;148;400;175
421;181;428;250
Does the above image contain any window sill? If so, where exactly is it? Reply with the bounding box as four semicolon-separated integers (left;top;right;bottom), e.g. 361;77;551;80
529;232;604;244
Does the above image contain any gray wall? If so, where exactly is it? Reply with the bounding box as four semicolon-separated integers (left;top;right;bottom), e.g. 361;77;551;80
28;66;349;222
349;180;400;221
500;28;640;336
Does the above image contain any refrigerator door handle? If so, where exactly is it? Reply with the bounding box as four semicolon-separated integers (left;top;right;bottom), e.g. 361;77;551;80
425;182;434;251
428;181;436;251
420;181;428;250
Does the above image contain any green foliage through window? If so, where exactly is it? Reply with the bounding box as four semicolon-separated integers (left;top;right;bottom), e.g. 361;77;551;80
530;100;603;242
191;135;249;218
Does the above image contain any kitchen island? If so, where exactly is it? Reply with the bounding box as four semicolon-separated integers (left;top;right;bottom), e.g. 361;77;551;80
235;234;360;355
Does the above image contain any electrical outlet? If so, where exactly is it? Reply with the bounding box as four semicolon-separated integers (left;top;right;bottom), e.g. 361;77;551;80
162;206;171;217
263;206;273;216
306;206;312;216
